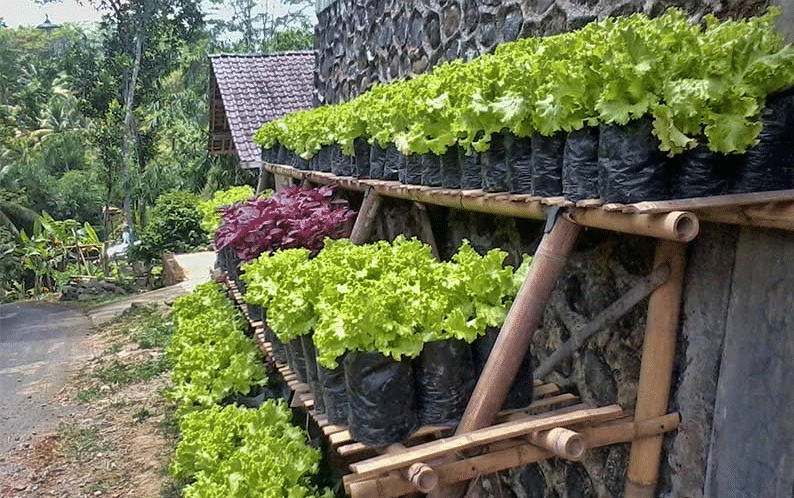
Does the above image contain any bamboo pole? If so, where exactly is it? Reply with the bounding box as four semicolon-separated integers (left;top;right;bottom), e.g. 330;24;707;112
528;427;586;461
624;240;687;498
534;263;671;379
565;208;699;242
349;187;383;245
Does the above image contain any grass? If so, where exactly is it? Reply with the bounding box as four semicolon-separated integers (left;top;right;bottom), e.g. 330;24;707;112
58;423;113;462
94;356;170;387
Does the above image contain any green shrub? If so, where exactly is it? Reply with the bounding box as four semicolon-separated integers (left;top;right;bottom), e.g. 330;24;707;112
131;190;207;263
0;226;24;298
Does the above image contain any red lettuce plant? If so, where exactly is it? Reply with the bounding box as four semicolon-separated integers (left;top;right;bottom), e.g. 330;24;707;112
215;186;356;261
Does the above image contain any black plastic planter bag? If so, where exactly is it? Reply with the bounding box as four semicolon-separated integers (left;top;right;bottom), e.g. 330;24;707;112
276;144;289;165
415;339;477;427
344;351;418;446
262;147;277;163
301;334;324;413
731;89;794;193
402;154;423;185
471;327;533;410
421;153;443;186
462;152;482;189
482;133;510;192
531;131;566;198
266;327;288;364
330;144;354;177
294;155;310;171
508;134;533;194
671;142;734;198
369;144;386;179
247;304;264;323
319;355;349;425
441;146;462;188
598;117;669;203
383;145;401;181
286;337;308;383
354;138;371;178
318;146;332;173
563;127;599;201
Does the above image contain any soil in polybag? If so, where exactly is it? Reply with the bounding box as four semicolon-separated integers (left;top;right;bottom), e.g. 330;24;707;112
301;334;324;413
286;337;308;383
369;144;386;179
266;327;288;364
441;146;462;188
330;144;354;177
319;354;349;425
563;127;599;201
354;138;371;178
731;89;794;193
415;339;477;427
531;131;566;198
401;154;423;185
318;146;332;173
482;133;510;192
344;351;419;447
508;134;533;194
598;117;669;203
462;151;482;189
670;142;735;198
383;145;401;181
471;327;534;410
421;153;443;186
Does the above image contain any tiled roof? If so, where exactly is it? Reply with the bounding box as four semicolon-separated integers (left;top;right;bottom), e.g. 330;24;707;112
209;52;315;163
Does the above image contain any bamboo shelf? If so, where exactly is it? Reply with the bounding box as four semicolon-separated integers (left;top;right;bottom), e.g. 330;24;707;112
222;275;681;498
266;162;794;235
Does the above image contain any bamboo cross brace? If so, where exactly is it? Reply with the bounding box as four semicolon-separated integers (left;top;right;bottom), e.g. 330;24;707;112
534;263;671;379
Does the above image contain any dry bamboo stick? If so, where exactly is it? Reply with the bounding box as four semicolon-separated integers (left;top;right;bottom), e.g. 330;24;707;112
624;241;687;498
528;427;586;461
346;413;680;498
415;202;440;259
534;263;671;379
349;187;382;244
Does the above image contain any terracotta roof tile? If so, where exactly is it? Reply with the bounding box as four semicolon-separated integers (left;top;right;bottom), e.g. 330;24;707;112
209;52;315;163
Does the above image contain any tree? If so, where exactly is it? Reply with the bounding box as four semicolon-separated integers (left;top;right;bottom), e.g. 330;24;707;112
206;0;314;53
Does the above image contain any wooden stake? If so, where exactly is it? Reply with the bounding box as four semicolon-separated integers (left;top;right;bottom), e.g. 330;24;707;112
624;240;687;498
349;187;383;245
415;202;440;259
533;263;671;379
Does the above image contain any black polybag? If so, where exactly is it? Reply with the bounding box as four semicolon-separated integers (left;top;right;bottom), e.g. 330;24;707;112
286;337;308;383
731;89;794;193
401;154;423;185
461;151;482;189
369;144;386;179
301;334;324;413
319;355;349;425
415;339;477;426
318;146;332;173
471;327;534;410
262;147;277;163
482;133;510;192
265;327;288;364
441;146;462;189
531;131;566;197
598;117;669;203
276;144;289;165
563;127;599;201
354;138;371;178
671;142;734;198
294;155;310;171
508;134;533;194
330;144;354;177
247;304;264;323
421;153;443;186
344;351;419;446
383;145;401;181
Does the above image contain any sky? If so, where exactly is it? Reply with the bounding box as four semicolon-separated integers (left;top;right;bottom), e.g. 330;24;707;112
1;1;316;29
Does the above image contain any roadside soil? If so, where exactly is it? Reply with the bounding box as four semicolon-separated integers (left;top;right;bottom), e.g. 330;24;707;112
0;304;181;498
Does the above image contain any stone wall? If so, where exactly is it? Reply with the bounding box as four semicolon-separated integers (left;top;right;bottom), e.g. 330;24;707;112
314;0;771;105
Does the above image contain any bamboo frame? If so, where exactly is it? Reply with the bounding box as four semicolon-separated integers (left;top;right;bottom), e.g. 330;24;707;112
349;187;383;244
624;240;687;498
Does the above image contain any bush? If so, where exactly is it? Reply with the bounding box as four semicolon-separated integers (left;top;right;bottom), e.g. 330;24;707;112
130;190;207;263
0;226;24;298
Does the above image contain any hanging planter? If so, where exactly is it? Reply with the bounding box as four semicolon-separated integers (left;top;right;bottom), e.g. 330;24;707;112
598;117;670;204
562;127;599;202
344;351;419;447
415;338;477;427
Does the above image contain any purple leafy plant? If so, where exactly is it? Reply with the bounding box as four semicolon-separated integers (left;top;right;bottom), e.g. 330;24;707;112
215;186;356;262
